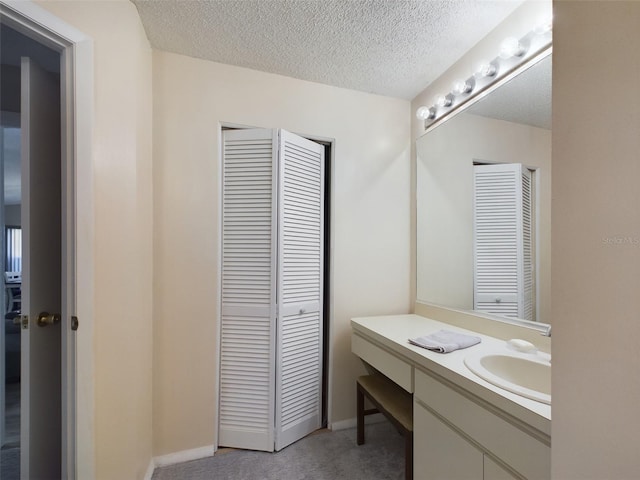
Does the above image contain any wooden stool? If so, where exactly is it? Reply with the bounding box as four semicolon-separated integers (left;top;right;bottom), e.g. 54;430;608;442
357;374;413;480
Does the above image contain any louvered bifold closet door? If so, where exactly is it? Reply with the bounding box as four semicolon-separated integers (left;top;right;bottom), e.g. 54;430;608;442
521;168;534;321
275;130;324;451
220;128;278;451
473;163;524;319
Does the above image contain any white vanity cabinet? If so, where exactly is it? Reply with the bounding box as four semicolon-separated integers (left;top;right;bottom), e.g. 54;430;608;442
484;456;519;480
414;369;548;479
415;397;521;480
414;400;483;479
350;314;551;480
415;399;520;480
352;332;413;392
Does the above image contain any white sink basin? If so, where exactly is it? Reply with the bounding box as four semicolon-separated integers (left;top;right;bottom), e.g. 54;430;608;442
464;352;551;404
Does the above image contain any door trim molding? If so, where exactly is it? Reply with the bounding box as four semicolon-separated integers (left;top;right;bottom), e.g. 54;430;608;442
0;1;95;478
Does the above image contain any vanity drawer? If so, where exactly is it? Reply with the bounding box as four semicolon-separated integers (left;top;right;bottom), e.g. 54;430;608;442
352;333;413;392
414;369;550;480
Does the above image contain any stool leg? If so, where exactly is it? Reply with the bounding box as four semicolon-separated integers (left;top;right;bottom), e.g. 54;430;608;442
405;432;413;480
357;384;364;445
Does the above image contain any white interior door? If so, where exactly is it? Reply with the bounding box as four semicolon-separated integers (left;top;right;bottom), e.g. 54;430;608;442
275;130;324;451
219;128;278;451
520;168;533;322
20;56;62;480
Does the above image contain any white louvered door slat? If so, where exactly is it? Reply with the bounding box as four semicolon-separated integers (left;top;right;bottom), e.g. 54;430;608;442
521;169;534;321
473;163;525;319
220;128;278;451
275;130;324;451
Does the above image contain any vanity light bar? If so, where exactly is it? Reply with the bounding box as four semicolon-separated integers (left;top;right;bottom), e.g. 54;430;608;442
416;21;552;130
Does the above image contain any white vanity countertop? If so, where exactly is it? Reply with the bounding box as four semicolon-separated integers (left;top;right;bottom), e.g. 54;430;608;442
351;314;551;436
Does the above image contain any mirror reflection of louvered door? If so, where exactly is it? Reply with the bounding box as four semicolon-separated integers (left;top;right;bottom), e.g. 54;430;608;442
473;163;533;320
220;128;323;453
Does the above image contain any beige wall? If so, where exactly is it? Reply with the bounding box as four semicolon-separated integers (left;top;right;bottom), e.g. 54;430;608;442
152;51;411;455
416;113;551;323
36;1;154;479
552;1;640;477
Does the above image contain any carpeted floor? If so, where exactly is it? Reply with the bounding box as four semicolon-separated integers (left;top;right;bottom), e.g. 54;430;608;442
152;421;404;480
4;383;20;448
0;447;19;480
1;382;20;480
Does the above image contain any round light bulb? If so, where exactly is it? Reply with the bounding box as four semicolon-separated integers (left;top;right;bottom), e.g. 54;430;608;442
416;106;433;120
435;94;452;108
499;37;526;59
452;79;472;95
533;16;552;35
477;62;497;78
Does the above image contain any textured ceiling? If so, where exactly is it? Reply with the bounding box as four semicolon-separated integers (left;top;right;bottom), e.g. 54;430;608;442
131;0;524;100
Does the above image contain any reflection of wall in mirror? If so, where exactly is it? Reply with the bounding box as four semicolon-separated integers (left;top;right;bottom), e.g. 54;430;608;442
416;112;551;323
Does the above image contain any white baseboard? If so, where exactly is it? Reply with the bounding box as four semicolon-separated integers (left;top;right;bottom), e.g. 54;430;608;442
153;445;215;468
329;413;386;431
143;459;155;480
144;417;384;478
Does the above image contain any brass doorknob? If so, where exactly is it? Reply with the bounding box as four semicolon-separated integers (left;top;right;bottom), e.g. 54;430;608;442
37;312;61;327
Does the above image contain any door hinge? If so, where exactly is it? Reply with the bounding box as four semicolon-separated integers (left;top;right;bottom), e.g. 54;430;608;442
71;316;79;331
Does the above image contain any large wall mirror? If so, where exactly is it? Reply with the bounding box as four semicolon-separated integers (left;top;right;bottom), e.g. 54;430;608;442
416;53;551;325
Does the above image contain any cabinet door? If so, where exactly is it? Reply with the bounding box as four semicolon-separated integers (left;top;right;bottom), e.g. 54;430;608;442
414;400;483;480
484;455;519;480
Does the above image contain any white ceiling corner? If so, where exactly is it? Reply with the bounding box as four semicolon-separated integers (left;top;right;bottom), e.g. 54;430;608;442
131;0;524;100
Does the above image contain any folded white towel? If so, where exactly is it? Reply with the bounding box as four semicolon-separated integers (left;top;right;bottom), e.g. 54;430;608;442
409;329;481;353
